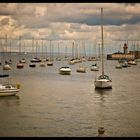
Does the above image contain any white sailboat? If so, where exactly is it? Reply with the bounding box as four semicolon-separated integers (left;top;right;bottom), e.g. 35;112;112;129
115;45;122;69
128;43;137;65
17;36;24;69
30;40;41;63
76;41;86;73
136;43;140;62
29;37;36;68
59;66;71;75
19;40;26;64
94;8;112;89
47;40;53;66
40;39;46;67
3;35;12;71
63;42;69;61
68;42;76;65
91;40;99;71
56;41;62;61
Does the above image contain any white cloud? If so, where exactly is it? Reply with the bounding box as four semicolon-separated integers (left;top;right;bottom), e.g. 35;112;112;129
0;3;140;53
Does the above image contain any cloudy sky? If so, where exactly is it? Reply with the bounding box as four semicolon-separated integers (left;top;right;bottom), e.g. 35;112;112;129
0;3;140;54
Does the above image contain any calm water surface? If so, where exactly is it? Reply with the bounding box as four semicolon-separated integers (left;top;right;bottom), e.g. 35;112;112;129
0;54;140;137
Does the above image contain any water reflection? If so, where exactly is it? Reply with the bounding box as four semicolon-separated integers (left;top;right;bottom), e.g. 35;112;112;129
94;89;112;136
0;95;20;106
95;88;112;95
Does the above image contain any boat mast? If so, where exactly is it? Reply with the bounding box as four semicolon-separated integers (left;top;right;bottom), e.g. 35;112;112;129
65;43;67;58
58;41;60;58
19;36;21;55
32;37;34;58
101;8;104;75
50;40;52;60
42;39;43;59
35;40;38;58
72;41;74;59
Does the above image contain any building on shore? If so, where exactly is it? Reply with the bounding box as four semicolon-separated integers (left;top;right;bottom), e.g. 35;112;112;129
107;43;140;60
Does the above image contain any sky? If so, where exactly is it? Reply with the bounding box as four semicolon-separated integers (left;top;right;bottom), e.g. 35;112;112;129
0;3;140;54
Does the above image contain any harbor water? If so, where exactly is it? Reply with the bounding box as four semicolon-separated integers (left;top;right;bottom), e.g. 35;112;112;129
0;53;140;137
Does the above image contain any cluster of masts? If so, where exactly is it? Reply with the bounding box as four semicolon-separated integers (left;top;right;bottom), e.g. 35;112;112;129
0;35;101;70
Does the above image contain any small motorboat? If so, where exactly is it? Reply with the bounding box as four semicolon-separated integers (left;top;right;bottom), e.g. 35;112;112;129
59;66;71;75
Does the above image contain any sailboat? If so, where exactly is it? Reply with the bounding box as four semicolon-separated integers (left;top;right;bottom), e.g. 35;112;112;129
63;42;69;61
30;40;41;63
17;36;24;69
136;43;140;62
128;42;137;65
40;39;46;67
94;8;112;89
7;39;12;65
56;41;62;61
47;40;53;66
68;42;76;65
3;35;12;71
91;40;99;71
29;37;36;67
81;40;87;62
76;41;86;73
19;40;26;64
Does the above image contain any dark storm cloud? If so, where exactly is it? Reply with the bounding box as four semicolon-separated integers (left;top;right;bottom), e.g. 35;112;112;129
50;13;140;27
82;16;140;26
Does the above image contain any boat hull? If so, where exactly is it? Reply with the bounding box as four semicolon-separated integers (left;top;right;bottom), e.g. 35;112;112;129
95;80;112;89
0;89;19;97
91;66;99;71
29;63;36;67
76;68;86;73
40;63;46;67
3;64;11;70
17;63;24;69
59;71;71;75
115;64;122;69
47;61;53;66
59;68;71;75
